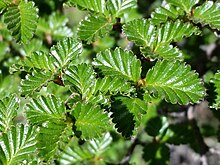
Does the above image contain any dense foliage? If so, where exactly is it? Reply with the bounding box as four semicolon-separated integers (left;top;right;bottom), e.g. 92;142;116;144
0;0;220;164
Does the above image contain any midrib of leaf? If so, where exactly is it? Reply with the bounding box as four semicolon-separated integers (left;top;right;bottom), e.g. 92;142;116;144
91;18;111;38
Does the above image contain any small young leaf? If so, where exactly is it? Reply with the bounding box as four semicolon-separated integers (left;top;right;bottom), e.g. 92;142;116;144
0;125;38;165
72;102;110;139
20;70;54;95
3;1;38;43
166;0;199;13
77;15;113;43
210;71;220;109
145;60;205;104
107;0;137;17
140;44;185;61
0;95;19;132
93;47;141;82
64;63;96;97
26;95;66;124
50;38;82;69
193;1;220;30
59;133;112;164
151;4;185;24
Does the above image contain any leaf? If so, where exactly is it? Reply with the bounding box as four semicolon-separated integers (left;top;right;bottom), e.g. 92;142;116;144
123;19;200;47
166;0;199;13
0;95;19;132
72;102;110;139
115;96;147;133
89;77;135;96
107;0;137;17
140;44;185;61
151;4;185;25
145;117;162;137
19;51;55;72
20;70;54;95
19;39;43;56
50;38;82;69
0;125;38;165
123;19;156;47
69;0;107;14
145;60;205;104
26;95;66;125
37;121;73;161
193;1;220;30
3;1;38;43
210;71;220;109
64;63;96;97
93;48;141;82
77;15;113;43
59;133;112;164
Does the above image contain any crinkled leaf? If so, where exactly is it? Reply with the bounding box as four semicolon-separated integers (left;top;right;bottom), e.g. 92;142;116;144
110;99;135;137
37;121;73;161
16;51;56;72
140;44;185;61
145;60;205;104
64;63;96;97
107;0;137;17
0;125;38;165
210;71;220;109
0;95;19;132
19;39;43;56
69;0;107;14
59;133;112;164
3;1;38;43
72;102;110;139
151;4;185;24
115;96;147;133
123;19;156;47
20;70;53;95
123;19;200;47
93;48;141;82
50;38;82;69
166;0;199;13
193;1;220;30
26;95;66;125
78;15;113;43
89;77;135;96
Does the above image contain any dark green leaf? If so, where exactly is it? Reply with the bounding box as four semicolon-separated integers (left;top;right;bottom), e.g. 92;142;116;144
145;60;205;104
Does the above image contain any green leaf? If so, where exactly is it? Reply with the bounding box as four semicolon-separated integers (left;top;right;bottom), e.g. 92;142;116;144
77;15;113;43
26;95;66;125
37;13;73;40
115;96;147;133
59;133;112;164
145;117;162;137
123;19;200;47
3;1;38;43
18;51;55;72
210;71;220;109
0;125;38;165
166;0;199;13
151;4;185;24
123;19;156;47
89;77;135;96
50;38;82;69
20;70;53;95
193;1;220;30
145;60;205;104
0;95;19;132
37;121;73;161
140;44;185;61
64;63;96;97
72;102;110;139
19;39;43;56
69;0;107;14
107;0;137;17
93;48;141;82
